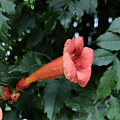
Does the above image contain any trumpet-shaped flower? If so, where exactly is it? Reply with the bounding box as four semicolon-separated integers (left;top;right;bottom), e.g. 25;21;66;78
25;36;93;87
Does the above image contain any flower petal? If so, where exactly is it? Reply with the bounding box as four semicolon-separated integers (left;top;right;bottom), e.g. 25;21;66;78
63;52;77;83
0;108;3;120
74;47;93;67
77;67;91;87
74;36;84;55
63;38;75;54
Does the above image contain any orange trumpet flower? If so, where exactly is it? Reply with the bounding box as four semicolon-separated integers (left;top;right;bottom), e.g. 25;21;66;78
25;36;93;87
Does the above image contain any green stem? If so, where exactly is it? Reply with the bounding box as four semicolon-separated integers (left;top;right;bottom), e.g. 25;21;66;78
57;1;69;15
105;0;107;4
95;98;105;108
87;98;105;119
0;82;9;86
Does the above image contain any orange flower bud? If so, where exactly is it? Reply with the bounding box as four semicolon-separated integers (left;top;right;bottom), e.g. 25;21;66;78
11;93;20;102
0;87;11;101
2;91;11;101
16;78;30;91
8;100;13;104
0;96;3;100
2;87;9;92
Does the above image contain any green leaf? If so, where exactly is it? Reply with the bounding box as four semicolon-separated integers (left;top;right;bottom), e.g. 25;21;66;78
32;96;43;110
0;42;4;50
37;79;47;87
13;92;34;111
18;15;36;36
73;116;88;120
106;96;120;120
44;14;57;36
68;1;84;19
43;79;71;120
0;23;10;39
96;66;115;100
57;110;68;120
3;110;20;120
108;17;120;33
0;61;8;72
9;52;41;74
65;96;93;113
113;56;120;91
96;32;120;51
80;0;98;14
26;27;44;48
49;0;68;10
92;108;105;120
0;0;16;14
59;11;72;31
93;49;114;66
0;86;5;99
71;85;96;99
32;108;42;120
0;11;10;38
0;50;5;59
0;62;18;85
0;72;24;85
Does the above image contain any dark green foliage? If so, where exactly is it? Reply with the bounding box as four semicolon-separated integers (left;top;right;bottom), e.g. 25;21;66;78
106;96;120;120
3;110;20;120
0;0;120;120
43;79;71;120
92;108;105;120
10;52;41;74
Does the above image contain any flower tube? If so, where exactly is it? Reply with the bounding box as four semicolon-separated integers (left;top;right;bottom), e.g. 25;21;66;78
25;36;93;87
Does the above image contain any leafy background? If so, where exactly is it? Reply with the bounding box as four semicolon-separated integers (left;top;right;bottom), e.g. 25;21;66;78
0;0;120;119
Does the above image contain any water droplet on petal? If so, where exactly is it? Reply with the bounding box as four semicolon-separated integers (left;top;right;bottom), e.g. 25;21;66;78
66;72;72;79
